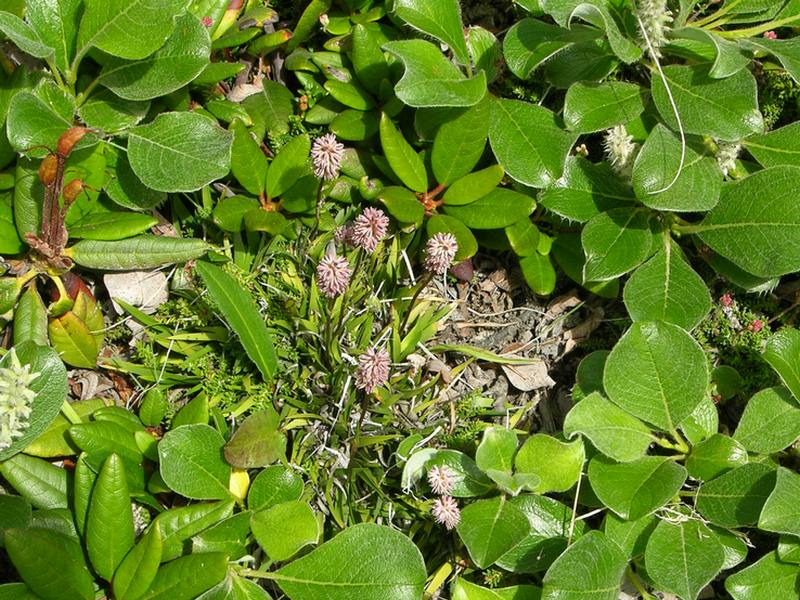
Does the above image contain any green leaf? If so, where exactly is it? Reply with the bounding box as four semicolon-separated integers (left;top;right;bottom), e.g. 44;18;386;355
76;0;189;61
242;80;294;137
378;186;424;224
581;208;652;282
432;96;490;186
506;218;541;257
543;40;616;88
324;80;375;111
151;500;234;562
563;81;646;133
496;495;588;574
248;465;304;511
77;89;149;133
223;409;285;468
651;64;763;141
97;13;210;101
734;386;800;453
489;98;575;188
0;454;68;511
452;580;541;600
631;124;722;212
603;513;657;560
191;511;250;558
251;500;319;561
73;454;95;535
379;113;427;192
352;24;389;94
503;18;599;79
725;551;800;599
670;27;750;78
744;121;800;169
696;463;776;528
443;165;504;206
272;523;426;600
171;395;208;428
563;391;653;462
759;467;800;536
196;575;272;600
764;328;800;403
244;208;288;235
5;528;94;600
697;166;800;278
0;343;67;461
0;191;23;254
686;434;748;481
551;233;619;298
127;112;232;192
0;11;53;59
24;0;81;75
644;519;725;600
538;156;635;223
330;108;380;141
426;215;478;261
86;454;134;581
741;37;800;84
6;90;72;155
68;211;158;240
457;496;531;569
0;583;39;600
604;321;708;431
230;120;268;196
113;523;162;600
266;134;311;199
13;287;47;348
623;238;711;330
515;434;584;493
541;531;627;600
105;148;166;211
68;235;207;270
138;552;228;600
382;39;487;108
195;261;277;382
588;455;687;520
444;188;536;230
69;420;144;490
158;424;231;500
394;0;468;64
0;495;31;547
475;426;517;475
212;196;260;232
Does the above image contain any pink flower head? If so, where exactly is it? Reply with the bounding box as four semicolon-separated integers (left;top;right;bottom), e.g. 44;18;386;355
316;253;351;298
311;133;345;181
424;233;458;275
355;347;390;393
201;16;213;27
334;223;354;247
351;207;389;253
764;31;778;40
720;293;733;307
427;465;455;495
749;319;763;332
432;496;460;530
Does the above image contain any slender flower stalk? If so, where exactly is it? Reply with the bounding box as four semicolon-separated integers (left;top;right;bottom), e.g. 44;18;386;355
424;233;458;275
316;253;352;298
427;465;455;496
354;347;390;393
0;349;40;451
351;207;390;253
311;133;345;181
432;496;461;530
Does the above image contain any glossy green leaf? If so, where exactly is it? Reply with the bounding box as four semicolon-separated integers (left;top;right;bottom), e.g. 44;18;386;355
330;108;380;140
138;552;228;600
98;14;209;101
196;575;272;600
230;120;267;196
506;218;540;257
0;455;66;511
457;496;531;569
452;580;541;600
0;191;23;253
76;0;188;61
378;186;424;224
251;500;319;561
379;113;427;192
351;24;389;94
432;95;489;185
273;523;426;600
520;252;557;296
604;321;708;431
171;395;208;428
242;80;294;137
582;208;652;282
764;328;800;403
503;18;598;79
244;208;288;235
68;211;158;240
623;238;711;330
489;98;574;188
113;522;162;600
563;81;646;133
588;455;686;520
644;519;725;600
475;426;517;475
631;125;722;212
543;40;616;88
444;188;536;230
248;465;304;511
152;500;234;562
603;513;657;560
563;391;653;462
541;531;627;600
324;80;375;111
0;11;53;59
671;27;750;78
77;89;149;133
686;434;748;481
394;0;468;63
734;386;800;453
68;236;208;270
86;454;134;581
127;112;232;192
382;39;487;108
0;583;39;600
744;121;800;169
652;64;763;141
0;343;67;461
759;467;800;536
6;90;72;155
5;528;93;600
0;495;31;548
539;156;635;223
551;233;619;298
69;420;144;490
195;261;277;382
725;551;800;599
515;434;584;493
443;165;504;206
266;134;311;199
158;424;231;500
696;463;776;528
191;511;251;558
213;196;260;232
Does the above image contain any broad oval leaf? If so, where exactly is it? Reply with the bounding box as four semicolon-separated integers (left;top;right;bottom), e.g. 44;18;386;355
151;500;234;562
0;11;54;59
158;424;231;500
744;121;800;169
443;165;505;206
250;500;319;561
138;552;228;600
758;467;800;537
0;452;68;510
604;320;708;431
514;434;584;493
248;465;304;511
581;208;652;282
734;386;800;454
686;434;748;481
696;463;776;528
266;134;311;199
394;0;469;64
588;455;687;520
272;523;426;600
725;550;800;599
432;96;490;186
452;579;541;600
563;81;646;133
503;18;599;79
457;496;531;569
763;328;800;403
443;188;536;230
127;112;232;192
223;410;286;467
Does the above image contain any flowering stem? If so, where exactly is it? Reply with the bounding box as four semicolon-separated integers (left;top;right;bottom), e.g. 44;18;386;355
60;400;83;424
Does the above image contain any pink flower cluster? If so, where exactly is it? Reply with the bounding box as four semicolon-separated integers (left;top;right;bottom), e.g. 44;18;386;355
427;465;460;530
355;347;390;394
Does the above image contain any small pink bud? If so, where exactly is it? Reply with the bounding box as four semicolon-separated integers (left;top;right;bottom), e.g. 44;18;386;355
764;31;778;40
720;294;733;307
201;16;213;27
749;319;763;332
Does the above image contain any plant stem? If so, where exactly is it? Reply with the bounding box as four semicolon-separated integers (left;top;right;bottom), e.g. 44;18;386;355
60;400;82;424
692;0;743;27
716;15;800;38
627;566;656;599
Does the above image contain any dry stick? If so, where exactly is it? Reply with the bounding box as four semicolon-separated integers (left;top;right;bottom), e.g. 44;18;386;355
636;11;686;194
